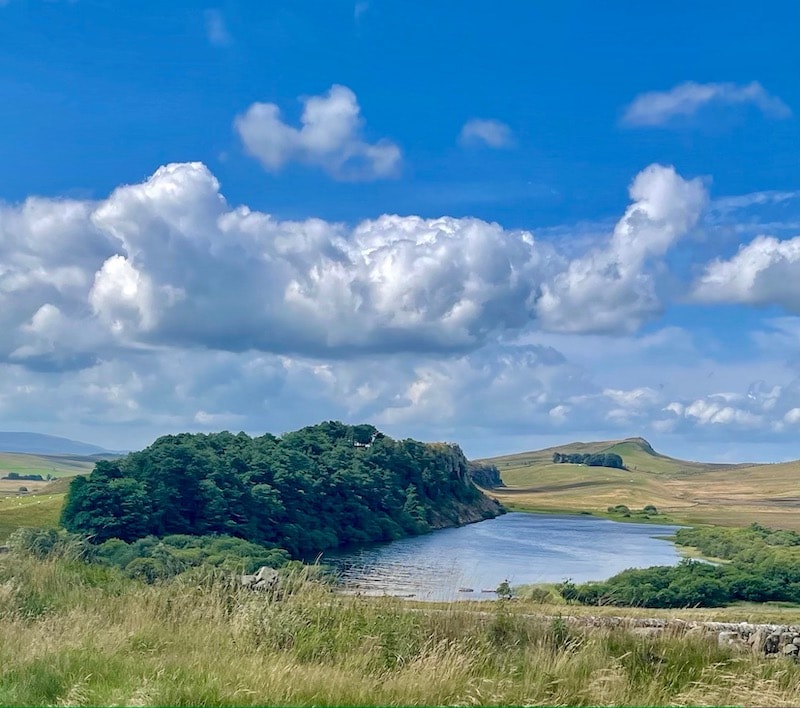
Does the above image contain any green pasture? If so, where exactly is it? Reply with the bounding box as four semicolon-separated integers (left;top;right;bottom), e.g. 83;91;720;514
0;451;96;479
0;494;64;542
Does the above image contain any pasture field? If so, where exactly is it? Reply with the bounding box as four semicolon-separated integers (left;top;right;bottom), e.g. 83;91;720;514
482;438;800;530
0;451;88;542
0;451;96;479
0;494;65;542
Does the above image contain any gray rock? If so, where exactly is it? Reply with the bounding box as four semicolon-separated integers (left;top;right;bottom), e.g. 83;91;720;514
793;637;800;647
718;631;745;649
767;633;782;653
631;627;662;638
240;566;279;592
782;643;799;656
750;628;768;654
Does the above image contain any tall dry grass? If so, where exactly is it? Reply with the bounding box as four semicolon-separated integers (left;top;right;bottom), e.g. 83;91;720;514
1;553;799;706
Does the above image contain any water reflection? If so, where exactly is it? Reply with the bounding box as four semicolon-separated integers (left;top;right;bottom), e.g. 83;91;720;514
322;512;682;601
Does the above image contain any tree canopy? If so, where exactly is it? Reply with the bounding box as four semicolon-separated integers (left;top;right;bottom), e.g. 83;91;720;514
61;422;502;558
552;452;624;469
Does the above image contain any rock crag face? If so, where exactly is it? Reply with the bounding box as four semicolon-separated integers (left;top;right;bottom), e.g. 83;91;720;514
467;462;505;489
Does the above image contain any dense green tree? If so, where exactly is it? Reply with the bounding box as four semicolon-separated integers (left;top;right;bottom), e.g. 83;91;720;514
61;422;501;558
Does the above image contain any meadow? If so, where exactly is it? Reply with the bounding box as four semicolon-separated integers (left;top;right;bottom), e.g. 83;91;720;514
2;551;800;707
0;494;64;543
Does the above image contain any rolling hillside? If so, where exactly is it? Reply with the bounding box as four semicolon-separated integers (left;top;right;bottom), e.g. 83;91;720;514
479;437;800;530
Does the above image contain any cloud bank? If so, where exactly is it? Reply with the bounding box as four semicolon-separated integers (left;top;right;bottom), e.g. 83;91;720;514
5;159;797;456
0;161;709;371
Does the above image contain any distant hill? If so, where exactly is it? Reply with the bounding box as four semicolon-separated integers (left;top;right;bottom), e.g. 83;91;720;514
481;436;752;475
478;437;800;531
0;432;112;456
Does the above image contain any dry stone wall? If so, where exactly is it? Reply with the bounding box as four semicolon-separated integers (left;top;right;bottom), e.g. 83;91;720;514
563;615;800;658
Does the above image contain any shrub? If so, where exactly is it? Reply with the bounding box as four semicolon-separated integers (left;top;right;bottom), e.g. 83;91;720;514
7;527;93;562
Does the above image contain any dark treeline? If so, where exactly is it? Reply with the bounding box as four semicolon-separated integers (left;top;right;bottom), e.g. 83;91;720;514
552;452;624;469
3;472;46;481
559;523;800;607
60;422;502;558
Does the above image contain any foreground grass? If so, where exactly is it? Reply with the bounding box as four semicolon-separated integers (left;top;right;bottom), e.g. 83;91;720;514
1;554;800;706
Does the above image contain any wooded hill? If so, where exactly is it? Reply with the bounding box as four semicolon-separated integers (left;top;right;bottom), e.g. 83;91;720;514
60;422;503;557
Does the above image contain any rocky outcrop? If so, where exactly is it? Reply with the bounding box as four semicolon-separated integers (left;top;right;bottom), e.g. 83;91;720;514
240;566;279;592
467;462;505;489
427;492;505;529
424;443;505;528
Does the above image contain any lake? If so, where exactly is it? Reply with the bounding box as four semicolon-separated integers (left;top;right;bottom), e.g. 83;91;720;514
322;512;683;601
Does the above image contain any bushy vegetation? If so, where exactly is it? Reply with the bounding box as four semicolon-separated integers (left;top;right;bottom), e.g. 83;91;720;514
1;551;798;706
95;534;292;583
560;523;800;608
606;503;662;519
552;452;625;469
7;526;293;584
61;422;501;558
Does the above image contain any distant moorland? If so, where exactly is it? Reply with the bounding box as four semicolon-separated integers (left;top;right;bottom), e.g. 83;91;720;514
481;436;800;530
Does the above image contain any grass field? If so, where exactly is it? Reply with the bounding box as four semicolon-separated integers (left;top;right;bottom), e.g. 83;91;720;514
1;553;799;707
481;437;800;530
0;494;65;542
0;451;88;543
0;451;96;479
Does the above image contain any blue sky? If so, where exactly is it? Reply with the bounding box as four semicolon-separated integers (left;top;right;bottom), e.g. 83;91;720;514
1;1;800;461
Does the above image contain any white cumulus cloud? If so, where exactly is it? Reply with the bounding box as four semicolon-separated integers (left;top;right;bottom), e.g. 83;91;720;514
535;164;708;333
622;81;791;127
235;85;401;180
693;235;800;311
0;161;717;372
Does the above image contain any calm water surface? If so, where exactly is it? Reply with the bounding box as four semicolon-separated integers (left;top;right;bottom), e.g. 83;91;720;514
322;512;682;601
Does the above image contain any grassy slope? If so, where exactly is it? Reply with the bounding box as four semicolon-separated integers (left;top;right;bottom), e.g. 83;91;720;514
0;494;64;542
481;437;800;530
